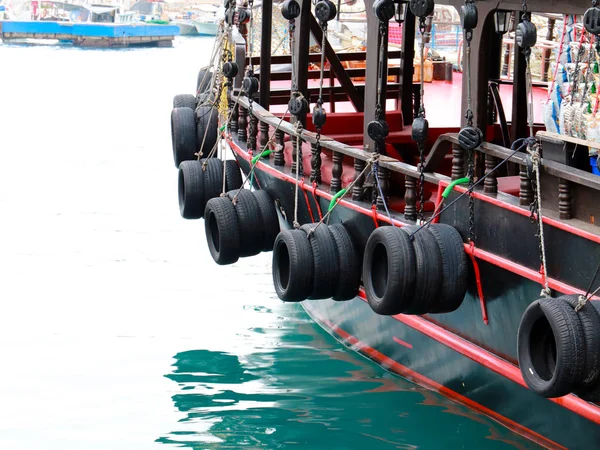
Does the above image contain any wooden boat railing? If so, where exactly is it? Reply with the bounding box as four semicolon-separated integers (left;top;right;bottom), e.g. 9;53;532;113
234;95;600;228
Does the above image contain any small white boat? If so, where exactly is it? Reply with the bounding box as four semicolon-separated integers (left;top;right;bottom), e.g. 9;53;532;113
173;18;198;35
191;4;221;36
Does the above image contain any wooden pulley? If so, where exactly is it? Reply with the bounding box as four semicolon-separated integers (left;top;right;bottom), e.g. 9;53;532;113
312;105;327;127
288;92;308;116
460;2;478;31
237;8;250;24
411;117;429;144
242;76;259;96
281;0;301;20
409;0;434;19
457;126;483;151
373;0;395;22
367;119;389;142
516;20;537;49
223;61;239;79
315;0;337;23
584;7;600;35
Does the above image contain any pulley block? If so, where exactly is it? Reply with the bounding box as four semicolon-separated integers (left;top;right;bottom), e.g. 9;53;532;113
373;0;395;22
409;0;434;19
584;7;600;35
225;7;236;25
460;2;478;31
458;126;483;151
223;61;239;79
312;105;327;128
411;117;429;144
281;0;301;20
367;119;389;142
315;0;337;23
288;93;308;116
237;8;250;24
242;76;259;96
516;20;537;49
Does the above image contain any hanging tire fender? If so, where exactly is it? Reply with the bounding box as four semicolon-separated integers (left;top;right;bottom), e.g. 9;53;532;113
253;190;281;252
562;295;600;392
173;94;196;109
517;297;586;398
300;223;340;300
178;160;205;219
225;159;243;192
329;223;361;301
204;196;241;265
227;189;265;257
363;226;416;315
402;226;443;315
272;230;314;302
203;158;224;207
171;107;197;168
196;105;218;157
427;223;468;313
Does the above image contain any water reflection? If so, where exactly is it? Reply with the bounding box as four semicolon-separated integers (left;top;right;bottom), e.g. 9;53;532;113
158;321;541;449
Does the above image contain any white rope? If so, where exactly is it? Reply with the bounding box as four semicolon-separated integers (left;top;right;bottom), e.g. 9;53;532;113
529;143;551;298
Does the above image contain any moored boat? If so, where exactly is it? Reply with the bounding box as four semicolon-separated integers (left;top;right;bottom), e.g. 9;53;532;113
169;0;600;447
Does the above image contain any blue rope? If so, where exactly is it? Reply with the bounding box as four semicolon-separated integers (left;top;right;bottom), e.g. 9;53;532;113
373;162;395;227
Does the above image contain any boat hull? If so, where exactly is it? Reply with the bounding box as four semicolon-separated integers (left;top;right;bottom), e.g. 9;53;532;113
227;136;600;450
193;21;217;36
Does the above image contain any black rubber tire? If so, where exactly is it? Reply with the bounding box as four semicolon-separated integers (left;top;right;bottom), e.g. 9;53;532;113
203;158;224;207
578;301;600;402
427;223;468;313
178;160;204;219
329;224;361;301
517;297;586;398
563;295;600;392
300;223;340;300
253;190;280;252
173;94;196;109
227;189;264;257
225;159;243;191
196;106;218;157
171;107;197;168
363;226;416;315
402;226;442;315
204;196;241;265
197;90;217;107
272;230;314;302
197;66;212;94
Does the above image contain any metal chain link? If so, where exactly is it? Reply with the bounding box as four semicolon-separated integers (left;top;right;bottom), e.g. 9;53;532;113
417;16;427;221
314;19;328;153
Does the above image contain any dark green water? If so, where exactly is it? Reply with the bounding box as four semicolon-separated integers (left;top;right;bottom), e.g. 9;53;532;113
0;37;540;450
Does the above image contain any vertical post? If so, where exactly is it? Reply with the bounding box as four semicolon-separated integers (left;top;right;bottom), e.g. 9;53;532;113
258;0;272;154
451;143;465;180
400;10;416;125
238;105;248;143
558;178;573;219
274;129;285;166
404;176;417;221
511;13;528;143
330;151;343;193
310;141;322;185
519;165;534;206
294;0;311;128
352;158;366;200
541;18;555;82
483;153;498;194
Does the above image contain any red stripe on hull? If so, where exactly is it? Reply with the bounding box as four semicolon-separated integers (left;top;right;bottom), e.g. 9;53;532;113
314;315;566;450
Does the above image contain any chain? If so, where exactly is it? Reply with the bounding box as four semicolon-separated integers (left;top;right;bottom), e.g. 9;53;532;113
465;0;475;239
417;17;427;221
315;19;328;154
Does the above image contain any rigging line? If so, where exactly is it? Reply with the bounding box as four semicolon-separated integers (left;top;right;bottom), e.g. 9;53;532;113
409;142;528;237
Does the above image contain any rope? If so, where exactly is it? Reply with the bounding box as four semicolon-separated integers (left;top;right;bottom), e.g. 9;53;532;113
373;163;395;226
528;142;552;297
308;155;376;236
409;142;529;237
293;122;302;228
547;15;568;102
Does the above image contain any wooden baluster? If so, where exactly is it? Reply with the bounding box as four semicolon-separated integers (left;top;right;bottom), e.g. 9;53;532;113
352;158;366;200
404;176;417;221
519;165;534;206
274;129;285;166
483;153;498;194
376;167;390;211
310;142;323;185
248;113;258;153
558;178;573;220
230;103;238;134
330;151;343;193
237;105;248;143
451;143;465;180
260;121;269;152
